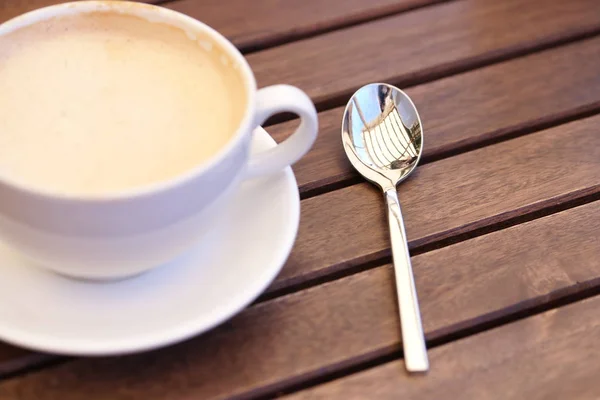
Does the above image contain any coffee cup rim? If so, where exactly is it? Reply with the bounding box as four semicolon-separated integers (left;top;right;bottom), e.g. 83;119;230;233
0;0;258;203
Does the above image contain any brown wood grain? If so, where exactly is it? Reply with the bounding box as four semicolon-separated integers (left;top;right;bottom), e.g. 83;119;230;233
272;114;600;292
288;293;600;400
0;0;157;23
269;37;600;194
165;0;441;51
0;201;598;399
248;0;600;108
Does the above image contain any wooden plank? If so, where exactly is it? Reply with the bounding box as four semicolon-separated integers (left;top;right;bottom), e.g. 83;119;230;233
0;201;598;399
269;37;600;194
273;114;600;292
247;0;600;107
165;0;441;51
0;0;157;23
288;294;600;400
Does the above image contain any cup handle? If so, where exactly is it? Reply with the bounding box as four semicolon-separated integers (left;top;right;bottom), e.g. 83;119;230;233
245;85;318;178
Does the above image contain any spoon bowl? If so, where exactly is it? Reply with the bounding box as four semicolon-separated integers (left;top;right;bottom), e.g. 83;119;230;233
341;83;428;373
342;83;423;191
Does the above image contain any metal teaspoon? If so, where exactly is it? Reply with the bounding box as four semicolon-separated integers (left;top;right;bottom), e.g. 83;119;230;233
341;83;428;372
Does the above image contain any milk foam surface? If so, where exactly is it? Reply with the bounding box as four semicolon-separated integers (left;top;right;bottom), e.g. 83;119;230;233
0;12;247;195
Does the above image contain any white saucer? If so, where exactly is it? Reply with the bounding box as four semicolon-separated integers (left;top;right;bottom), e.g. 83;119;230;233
0;127;300;356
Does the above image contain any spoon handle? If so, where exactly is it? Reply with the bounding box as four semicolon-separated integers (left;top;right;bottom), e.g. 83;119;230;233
384;188;429;372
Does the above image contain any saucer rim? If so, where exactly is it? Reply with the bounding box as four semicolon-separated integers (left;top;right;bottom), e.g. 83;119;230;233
0;128;300;356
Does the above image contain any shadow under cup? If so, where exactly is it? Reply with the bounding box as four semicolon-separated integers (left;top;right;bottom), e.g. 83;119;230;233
0;1;319;281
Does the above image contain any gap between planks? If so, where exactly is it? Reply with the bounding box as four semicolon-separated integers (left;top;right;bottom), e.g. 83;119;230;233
175;0;458;54
300;103;600;200
262;28;600;123
258;188;600;303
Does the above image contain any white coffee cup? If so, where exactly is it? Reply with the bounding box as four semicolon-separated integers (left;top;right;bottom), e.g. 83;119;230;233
0;1;318;280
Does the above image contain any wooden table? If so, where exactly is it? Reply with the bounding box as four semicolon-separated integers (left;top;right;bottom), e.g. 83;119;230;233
1;0;600;398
